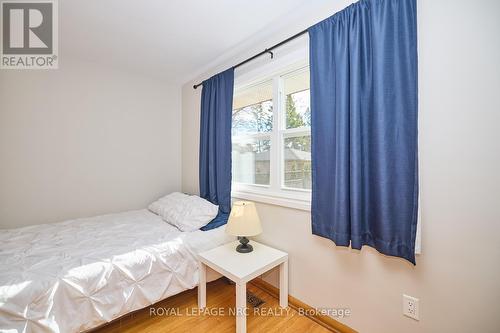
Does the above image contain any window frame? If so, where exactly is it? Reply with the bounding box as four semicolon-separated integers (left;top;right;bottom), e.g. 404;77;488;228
231;56;311;211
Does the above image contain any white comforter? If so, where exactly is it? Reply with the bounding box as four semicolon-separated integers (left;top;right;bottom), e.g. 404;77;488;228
0;210;232;333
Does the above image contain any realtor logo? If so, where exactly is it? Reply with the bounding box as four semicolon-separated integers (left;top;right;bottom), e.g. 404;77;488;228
1;0;58;69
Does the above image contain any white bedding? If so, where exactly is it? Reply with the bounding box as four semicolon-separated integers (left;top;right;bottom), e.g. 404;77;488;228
0;210;233;333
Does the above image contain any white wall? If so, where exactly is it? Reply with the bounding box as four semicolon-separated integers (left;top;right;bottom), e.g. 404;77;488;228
0;58;182;229
181;0;500;332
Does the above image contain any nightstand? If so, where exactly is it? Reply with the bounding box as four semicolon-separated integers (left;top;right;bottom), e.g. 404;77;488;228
197;240;288;333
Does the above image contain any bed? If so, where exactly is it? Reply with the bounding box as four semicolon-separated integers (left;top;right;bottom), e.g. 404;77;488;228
0;209;234;332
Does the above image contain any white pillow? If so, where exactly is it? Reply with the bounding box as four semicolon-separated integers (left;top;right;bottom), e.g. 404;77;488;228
148;192;218;231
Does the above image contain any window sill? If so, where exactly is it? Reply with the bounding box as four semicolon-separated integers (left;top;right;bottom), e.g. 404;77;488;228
232;190;311;211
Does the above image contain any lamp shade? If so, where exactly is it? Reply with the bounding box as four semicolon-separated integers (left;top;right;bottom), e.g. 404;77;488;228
225;201;262;237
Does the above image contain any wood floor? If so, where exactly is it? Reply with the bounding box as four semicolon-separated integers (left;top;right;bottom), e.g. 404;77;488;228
95;278;332;333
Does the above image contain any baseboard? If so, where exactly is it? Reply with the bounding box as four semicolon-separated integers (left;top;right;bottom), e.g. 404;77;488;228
250;278;357;333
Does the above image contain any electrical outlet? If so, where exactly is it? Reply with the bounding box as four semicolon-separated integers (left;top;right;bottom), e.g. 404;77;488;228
403;294;419;320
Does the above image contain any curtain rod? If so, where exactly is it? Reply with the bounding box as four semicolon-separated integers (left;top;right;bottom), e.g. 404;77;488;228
192;29;308;89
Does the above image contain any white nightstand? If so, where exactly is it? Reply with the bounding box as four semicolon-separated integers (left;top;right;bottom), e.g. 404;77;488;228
197;240;288;333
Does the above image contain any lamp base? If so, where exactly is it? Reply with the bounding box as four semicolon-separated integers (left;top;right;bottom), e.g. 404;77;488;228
236;236;253;253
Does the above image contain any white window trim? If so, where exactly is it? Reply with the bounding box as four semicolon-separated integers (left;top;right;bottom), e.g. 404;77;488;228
232;189;311;211
231;48;311;210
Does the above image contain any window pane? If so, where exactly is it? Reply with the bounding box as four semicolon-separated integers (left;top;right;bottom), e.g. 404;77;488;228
284;135;311;189
232;80;273;136
232;138;270;185
283;68;310;129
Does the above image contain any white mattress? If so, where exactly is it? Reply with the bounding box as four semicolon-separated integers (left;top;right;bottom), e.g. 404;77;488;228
0;209;234;333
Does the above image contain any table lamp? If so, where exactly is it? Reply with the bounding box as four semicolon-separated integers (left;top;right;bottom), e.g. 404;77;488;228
225;201;262;253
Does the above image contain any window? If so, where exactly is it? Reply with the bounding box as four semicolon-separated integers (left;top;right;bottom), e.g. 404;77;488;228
282;69;311;190
232;65;311;209
232;80;273;186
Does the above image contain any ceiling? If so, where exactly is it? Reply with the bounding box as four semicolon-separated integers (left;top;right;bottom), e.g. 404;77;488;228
60;0;314;83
